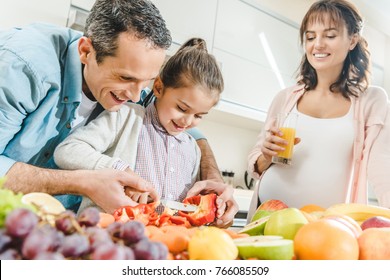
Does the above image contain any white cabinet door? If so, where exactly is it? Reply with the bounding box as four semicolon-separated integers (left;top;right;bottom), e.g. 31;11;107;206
213;0;301;113
215;49;295;115
0;0;71;28
70;0;95;11
151;0;218;47
215;0;301;77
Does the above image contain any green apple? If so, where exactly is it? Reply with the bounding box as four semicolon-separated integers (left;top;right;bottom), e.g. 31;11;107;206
235;236;294;260
234;235;282;244
250;209;272;223
264;208;308;240
239;216;269;236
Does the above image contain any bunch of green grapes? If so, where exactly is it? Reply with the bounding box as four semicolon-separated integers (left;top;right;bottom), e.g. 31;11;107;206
0;177;35;228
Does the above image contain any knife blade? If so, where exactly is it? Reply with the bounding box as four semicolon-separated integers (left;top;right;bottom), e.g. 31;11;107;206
160;199;198;212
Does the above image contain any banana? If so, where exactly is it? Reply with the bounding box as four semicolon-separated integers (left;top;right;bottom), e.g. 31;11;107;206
323;203;390;223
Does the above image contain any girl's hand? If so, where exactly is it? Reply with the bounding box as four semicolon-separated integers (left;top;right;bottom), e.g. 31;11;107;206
186;180;239;228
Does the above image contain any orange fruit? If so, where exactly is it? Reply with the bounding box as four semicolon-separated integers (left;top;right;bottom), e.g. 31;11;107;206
294;219;359;260
299;204;325;213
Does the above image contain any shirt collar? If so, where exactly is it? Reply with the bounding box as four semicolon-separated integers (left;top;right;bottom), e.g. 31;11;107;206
61;38;83;104
147;102;189;143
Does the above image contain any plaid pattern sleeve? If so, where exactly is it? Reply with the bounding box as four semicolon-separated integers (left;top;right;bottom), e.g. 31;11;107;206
112;159;131;171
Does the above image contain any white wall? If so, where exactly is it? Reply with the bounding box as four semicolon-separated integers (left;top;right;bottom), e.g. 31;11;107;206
197;117;260;189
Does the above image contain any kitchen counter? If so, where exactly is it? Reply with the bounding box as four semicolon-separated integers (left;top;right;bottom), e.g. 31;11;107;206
233;188;253;212
232;188;253;227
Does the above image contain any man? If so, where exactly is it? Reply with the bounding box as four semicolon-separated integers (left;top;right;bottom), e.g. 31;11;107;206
0;0;237;227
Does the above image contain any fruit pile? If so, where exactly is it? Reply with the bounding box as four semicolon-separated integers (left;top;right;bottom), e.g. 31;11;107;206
145;225;244;260
237;199;390;260
5;170;389;261
0;181;241;260
0;207;168;260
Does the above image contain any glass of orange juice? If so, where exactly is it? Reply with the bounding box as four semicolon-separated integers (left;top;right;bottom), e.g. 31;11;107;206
271;112;298;165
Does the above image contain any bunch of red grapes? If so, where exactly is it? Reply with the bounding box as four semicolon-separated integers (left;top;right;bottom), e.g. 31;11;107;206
0;207;168;260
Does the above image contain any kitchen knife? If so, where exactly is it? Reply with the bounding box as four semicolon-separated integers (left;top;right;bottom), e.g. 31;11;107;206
160;199;198;212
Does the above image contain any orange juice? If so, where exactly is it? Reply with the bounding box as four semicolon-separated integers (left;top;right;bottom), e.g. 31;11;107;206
275;127;296;160
272;112;298;165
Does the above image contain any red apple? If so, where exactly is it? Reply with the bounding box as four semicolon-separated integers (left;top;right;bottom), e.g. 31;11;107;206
257;199;288;212
361;216;390;230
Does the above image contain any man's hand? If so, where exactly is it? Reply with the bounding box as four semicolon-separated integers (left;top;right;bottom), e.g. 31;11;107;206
196;139;223;182
186;180;239;228
84;169;158;214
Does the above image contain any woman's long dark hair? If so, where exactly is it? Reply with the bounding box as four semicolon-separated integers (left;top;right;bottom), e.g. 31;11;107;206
297;0;370;98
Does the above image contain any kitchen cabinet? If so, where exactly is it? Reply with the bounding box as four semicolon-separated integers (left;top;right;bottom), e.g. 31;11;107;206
212;0;301;119
214;48;293;115
0;0;71;28
215;0;301;78
70;0;95;11
151;0;218;48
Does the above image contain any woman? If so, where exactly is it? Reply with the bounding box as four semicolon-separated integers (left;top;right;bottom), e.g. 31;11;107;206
247;0;390;220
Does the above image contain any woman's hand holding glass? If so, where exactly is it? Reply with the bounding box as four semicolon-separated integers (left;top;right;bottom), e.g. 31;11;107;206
257;126;301;173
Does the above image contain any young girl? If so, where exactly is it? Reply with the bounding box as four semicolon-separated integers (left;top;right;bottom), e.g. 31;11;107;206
54;38;224;214
247;0;390;220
